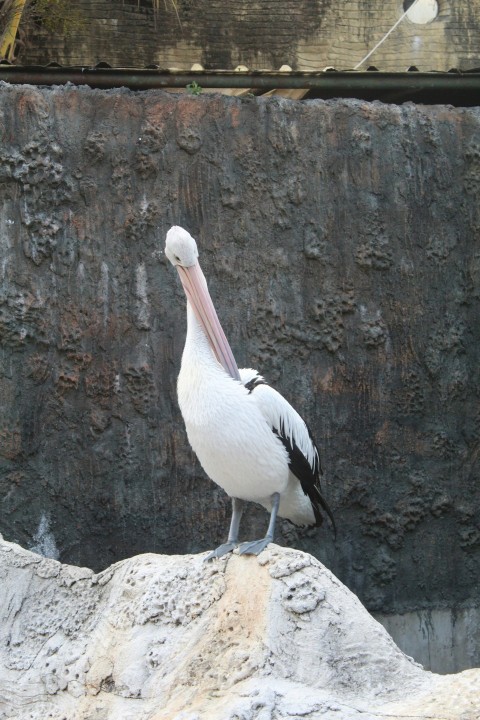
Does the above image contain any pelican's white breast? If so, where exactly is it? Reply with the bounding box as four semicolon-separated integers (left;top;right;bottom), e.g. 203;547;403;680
178;359;290;502
177;305;287;500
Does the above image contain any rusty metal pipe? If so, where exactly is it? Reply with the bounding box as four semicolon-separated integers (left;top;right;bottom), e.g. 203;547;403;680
0;67;479;104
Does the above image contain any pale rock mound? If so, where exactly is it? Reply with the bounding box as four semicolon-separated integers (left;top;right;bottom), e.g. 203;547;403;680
0;534;478;719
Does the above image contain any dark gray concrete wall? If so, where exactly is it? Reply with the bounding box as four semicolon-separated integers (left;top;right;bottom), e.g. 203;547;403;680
0;86;479;670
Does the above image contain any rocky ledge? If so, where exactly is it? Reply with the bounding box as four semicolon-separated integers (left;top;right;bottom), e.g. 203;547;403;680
0;534;478;719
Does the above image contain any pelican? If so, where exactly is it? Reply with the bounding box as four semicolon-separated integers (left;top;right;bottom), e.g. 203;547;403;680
165;226;335;558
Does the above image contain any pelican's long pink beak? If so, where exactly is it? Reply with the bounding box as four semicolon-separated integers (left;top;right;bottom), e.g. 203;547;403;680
177;262;241;382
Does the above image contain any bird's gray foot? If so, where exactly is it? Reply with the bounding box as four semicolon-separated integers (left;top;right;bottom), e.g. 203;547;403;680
238;492;280;556
237;537;272;556
205;497;245;562
204;541;238;561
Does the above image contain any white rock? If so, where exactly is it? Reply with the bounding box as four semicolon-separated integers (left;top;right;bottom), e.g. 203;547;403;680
0;534;478;719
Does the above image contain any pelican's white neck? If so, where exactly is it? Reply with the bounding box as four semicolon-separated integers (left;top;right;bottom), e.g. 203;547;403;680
178;301;233;420
184;301;223;372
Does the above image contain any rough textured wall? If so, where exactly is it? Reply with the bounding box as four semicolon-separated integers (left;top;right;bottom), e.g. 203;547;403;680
0;86;479;629
17;0;480;71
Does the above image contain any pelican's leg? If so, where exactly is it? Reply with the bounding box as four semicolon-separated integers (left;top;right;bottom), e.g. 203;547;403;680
238;492;280;556
205;497;245;561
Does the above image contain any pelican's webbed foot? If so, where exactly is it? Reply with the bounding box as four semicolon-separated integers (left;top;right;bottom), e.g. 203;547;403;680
237;492;280;557
238;537;271;556
205;541;238;561
204;497;244;562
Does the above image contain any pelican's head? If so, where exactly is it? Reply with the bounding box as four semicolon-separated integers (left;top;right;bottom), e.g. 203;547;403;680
165;226;199;268
165;225;241;382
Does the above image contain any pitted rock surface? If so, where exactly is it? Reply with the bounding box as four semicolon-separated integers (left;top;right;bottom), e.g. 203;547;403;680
1;536;479;719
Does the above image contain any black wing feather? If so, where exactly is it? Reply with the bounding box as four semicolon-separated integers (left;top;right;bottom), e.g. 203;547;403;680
273;424;336;535
245;373;336;535
244;376;267;393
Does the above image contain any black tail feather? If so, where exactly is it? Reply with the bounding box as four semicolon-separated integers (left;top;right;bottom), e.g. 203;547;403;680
311;485;337;538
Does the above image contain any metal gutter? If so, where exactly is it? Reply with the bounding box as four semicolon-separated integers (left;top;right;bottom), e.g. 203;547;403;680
1;65;480;104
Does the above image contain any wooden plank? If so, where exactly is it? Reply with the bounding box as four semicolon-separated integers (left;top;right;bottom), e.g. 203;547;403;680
262;65;309;99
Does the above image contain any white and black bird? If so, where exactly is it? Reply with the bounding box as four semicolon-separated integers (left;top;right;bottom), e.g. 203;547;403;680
165;226;335;558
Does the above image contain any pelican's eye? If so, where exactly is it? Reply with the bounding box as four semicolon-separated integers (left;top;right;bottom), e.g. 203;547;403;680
174;254;181;263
